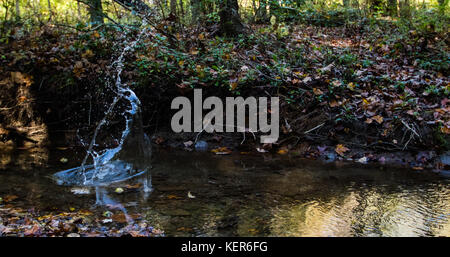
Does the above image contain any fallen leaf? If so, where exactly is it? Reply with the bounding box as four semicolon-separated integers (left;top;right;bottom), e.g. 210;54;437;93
441;125;450;134
211;147;232;155
303;76;312;83
335;144;349;156
111;213;140;223
125;183;142;189
18;96;27;102
155;137;165;144
24;224;40;236
277;149;288;155
167;195;181;200
347;82;356;91
3;195;18;202
372;115;384;124
313;88;323;95
329;100;339;107
187;192;196;199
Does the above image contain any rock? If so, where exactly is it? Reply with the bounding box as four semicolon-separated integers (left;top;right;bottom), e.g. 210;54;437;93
416;151;436;163
67;233;80;237
357;157;368;164
70;187;90;195
322;151;336;162
194;141;208;151
439;152;450;166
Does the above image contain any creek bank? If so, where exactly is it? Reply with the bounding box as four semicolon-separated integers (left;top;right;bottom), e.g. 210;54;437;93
0;23;448;173
149;130;450;176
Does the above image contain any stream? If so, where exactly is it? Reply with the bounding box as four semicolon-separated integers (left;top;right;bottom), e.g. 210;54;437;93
1;147;449;237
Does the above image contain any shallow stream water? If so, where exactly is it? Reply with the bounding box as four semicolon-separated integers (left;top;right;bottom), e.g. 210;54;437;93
1;147;449;236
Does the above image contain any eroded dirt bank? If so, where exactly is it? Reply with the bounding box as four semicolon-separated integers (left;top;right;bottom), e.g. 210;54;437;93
0;23;449;171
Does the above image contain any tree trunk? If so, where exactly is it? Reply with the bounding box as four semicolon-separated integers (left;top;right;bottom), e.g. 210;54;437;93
190;0;201;23
179;0;185;16
77;1;82;19
387;0;397;17
170;0;177;15
15;0;20;21
399;0;411;18
219;0;244;36
47;0;52;21
269;0;280;18
370;0;383;12
89;0;104;24
257;0;268;22
113;0;152;15
343;0;350;8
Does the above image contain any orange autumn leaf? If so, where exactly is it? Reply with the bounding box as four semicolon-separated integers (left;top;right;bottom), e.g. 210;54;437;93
329;100;339;107
372;115;384;124
313;88;323;95
277;149;288;155
111;213;140;223
230;81;238;90
125;183;142;189
3;195;18;202
335;144;349;156
211;147;232;155
441;125;450;134
18;96;27;103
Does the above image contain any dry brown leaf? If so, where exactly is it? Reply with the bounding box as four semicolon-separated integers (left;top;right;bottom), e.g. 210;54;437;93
313;88;324;95
372;115;384;124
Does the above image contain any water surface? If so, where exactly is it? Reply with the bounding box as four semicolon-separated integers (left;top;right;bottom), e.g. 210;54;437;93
1;148;449;237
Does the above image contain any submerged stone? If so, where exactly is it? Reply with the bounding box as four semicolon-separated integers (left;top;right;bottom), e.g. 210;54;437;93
195;141;208;151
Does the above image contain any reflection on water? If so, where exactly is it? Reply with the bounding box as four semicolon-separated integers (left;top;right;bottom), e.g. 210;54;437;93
270;185;450;237
0;148;449;237
0;147;48;170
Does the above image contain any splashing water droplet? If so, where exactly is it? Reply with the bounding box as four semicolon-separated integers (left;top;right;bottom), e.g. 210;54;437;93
53;22;152;187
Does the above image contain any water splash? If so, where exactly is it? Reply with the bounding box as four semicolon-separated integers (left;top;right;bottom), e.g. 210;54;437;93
54;23;151;189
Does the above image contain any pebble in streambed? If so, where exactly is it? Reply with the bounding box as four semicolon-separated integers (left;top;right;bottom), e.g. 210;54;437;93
194;141;208;151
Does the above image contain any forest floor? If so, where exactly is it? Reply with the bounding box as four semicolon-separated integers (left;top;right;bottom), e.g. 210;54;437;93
0;203;164;237
0;20;449;171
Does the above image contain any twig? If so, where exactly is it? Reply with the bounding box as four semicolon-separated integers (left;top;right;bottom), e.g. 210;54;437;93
401;119;420;138
304;123;325;134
